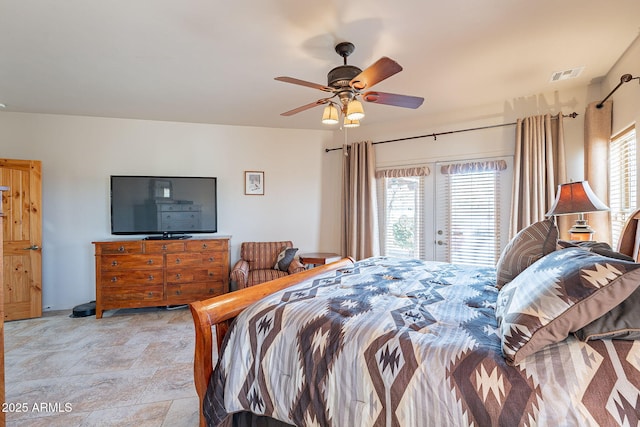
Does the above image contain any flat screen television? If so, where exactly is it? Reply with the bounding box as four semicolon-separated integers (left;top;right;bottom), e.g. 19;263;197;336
110;175;217;239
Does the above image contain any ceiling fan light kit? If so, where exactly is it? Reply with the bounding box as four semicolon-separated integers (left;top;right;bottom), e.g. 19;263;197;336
275;41;424;128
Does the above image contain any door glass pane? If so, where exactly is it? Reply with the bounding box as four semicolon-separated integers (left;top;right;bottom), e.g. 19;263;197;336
378;176;425;259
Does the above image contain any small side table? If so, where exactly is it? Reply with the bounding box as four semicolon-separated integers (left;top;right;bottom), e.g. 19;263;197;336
299;252;341;268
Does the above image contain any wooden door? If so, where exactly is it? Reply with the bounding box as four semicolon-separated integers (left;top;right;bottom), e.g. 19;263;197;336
0;159;42;321
0;186;7;427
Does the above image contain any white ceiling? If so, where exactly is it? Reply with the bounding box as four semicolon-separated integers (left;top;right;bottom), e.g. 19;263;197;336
1;0;639;131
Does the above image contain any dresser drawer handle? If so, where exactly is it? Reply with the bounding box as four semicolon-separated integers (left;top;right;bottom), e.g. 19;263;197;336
209;288;215;293
148;292;154;297
175;273;182;279
147;259;154;265
162;245;167;251
208;257;214;262
202;243;208;249
208;272;214;277
118;246;125;253
175;258;181;264
176;290;182;295
111;260;118;267
148;275;154;281
111;277;118;282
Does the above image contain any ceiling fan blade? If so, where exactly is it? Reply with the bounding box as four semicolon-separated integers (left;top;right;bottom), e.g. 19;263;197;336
349;57;403;90
280;99;329;116
275;76;333;92
362;91;424;109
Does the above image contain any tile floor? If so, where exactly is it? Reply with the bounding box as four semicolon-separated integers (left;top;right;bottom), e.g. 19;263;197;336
4;306;201;426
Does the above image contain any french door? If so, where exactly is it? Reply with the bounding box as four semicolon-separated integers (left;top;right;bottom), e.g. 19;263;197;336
433;157;512;266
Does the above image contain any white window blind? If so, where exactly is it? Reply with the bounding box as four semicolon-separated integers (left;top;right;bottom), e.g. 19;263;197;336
609;127;637;249
436;160;506;266
376;167;428;259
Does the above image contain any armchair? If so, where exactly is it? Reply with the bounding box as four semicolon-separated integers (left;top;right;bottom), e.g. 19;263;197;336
230;241;306;289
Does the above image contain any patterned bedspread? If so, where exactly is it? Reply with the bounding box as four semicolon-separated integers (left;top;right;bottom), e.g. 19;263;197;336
204;257;640;426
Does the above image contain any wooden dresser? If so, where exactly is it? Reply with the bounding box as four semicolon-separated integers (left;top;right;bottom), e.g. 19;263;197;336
93;237;230;318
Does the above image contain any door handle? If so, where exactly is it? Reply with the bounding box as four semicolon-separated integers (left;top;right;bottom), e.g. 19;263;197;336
23;245;40;250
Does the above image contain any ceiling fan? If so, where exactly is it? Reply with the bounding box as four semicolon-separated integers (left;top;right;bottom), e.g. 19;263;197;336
275;42;424;127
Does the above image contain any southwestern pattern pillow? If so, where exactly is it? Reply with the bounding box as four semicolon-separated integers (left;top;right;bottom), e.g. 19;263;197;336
274;247;298;271
575;285;640;341
496;247;640;365
495;219;558;289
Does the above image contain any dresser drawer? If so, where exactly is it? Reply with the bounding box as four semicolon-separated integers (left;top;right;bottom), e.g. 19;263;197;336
95;241;143;255
143;241;186;253
166;251;225;267
186;239;227;252
101;254;164;271
166;282;226;303
100;270;164;287
101;285;164;304
165;267;226;284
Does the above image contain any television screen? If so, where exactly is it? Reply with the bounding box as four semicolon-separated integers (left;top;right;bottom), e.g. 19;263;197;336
110;175;217;237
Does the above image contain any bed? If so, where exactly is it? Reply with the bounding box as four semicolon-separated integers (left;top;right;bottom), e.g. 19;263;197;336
190;224;640;426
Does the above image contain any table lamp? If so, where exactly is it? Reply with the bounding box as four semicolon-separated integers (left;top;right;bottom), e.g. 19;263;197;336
545;181;609;241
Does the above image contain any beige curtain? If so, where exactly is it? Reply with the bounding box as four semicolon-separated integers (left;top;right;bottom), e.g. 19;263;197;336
510;114;568;238
584;100;612;244
341;140;380;260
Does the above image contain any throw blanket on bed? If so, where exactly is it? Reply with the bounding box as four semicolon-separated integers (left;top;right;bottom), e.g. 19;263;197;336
204;257;640;426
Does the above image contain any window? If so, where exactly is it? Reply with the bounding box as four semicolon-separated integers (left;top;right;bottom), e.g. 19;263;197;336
609;126;637;249
376;167;427;259
435;160;507;266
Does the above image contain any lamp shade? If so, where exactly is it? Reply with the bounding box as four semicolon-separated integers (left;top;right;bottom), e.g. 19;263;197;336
546;181;609;216
321;104;339;124
343;117;360;128
346;99;365;120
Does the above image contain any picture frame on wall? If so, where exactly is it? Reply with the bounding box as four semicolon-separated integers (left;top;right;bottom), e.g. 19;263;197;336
245;171;264;195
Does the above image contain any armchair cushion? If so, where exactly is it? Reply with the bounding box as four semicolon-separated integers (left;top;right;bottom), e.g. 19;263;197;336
248;269;289;286
274;247;298;271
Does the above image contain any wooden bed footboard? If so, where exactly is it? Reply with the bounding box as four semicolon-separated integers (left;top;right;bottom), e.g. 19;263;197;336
189;257;355;427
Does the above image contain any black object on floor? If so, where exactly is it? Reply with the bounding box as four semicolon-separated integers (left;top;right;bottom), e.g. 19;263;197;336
71;301;96;318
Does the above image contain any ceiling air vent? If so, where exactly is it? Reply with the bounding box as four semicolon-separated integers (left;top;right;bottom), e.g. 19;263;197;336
550;66;585;82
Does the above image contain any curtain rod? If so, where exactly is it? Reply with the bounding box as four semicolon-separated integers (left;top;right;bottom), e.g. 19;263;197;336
325;112;579;152
596;74;639;108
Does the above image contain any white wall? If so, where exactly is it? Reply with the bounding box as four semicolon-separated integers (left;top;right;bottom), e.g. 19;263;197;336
0;113;335;310
606;35;640;136
336;86;591;182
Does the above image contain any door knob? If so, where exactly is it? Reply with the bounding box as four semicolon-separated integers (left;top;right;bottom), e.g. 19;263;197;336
23;245;40;250
437;240;446;246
